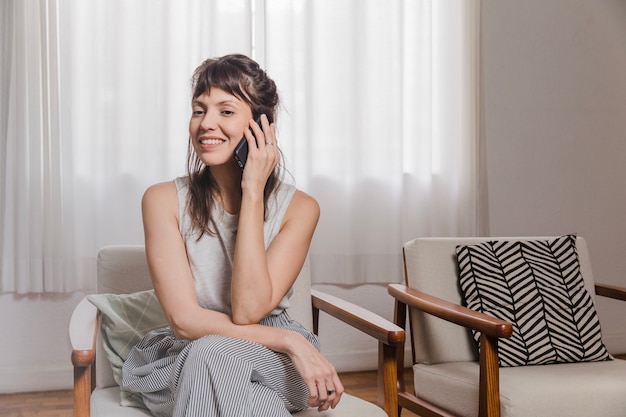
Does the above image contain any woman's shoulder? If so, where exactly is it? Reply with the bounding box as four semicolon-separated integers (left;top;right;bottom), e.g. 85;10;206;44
142;180;180;209
288;188;320;220
144;177;188;196
292;188;318;206
144;180;176;195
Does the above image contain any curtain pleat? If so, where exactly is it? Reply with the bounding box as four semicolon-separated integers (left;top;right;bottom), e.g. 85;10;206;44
0;0;482;292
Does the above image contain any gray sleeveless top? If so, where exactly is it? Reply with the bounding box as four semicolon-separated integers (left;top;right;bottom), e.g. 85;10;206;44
174;176;295;318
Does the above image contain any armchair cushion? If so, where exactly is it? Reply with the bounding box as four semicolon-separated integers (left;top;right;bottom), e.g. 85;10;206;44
413;358;626;417
87;289;168;407
90;386;388;417
456;234;611;367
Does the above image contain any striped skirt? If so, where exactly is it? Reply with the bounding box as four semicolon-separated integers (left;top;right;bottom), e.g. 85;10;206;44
122;311;319;417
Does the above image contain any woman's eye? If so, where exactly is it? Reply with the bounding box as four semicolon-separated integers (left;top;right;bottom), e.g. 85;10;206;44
222;110;234;116
192;110;205;116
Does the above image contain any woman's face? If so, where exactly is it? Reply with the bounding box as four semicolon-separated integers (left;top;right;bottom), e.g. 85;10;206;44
189;87;254;168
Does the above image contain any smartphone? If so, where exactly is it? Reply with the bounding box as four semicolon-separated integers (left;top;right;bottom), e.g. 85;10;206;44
234;136;250;169
234;116;270;169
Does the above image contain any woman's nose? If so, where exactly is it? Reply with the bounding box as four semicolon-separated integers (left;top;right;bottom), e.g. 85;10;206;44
200;113;217;130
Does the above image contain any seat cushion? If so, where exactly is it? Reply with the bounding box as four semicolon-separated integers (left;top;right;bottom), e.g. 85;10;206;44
91;387;152;417
92;387;387;416
295;393;388;416
413;359;626;417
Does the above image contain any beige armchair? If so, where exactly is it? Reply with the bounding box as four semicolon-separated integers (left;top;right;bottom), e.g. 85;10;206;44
69;245;405;417
389;236;626;417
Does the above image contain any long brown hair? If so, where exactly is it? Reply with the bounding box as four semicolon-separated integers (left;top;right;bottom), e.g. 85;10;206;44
186;54;283;238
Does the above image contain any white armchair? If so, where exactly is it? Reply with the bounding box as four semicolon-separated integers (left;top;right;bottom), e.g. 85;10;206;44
389;236;626;417
70;245;405;417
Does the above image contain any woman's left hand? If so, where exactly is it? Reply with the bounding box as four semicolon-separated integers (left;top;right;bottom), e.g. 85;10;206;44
284;332;344;411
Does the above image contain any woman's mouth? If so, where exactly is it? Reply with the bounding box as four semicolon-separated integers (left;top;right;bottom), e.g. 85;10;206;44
199;137;225;146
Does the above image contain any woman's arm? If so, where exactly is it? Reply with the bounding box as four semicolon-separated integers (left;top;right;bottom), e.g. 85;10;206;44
141;181;203;340
230;117;321;324
231;189;320;324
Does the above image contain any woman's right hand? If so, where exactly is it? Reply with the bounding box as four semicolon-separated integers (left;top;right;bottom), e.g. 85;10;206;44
284;332;344;411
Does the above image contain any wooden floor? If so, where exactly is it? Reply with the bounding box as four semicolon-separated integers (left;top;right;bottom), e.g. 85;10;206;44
0;370;419;417
0;389;73;417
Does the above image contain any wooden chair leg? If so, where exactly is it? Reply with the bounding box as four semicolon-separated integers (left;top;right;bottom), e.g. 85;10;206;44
378;342;400;417
393;298;408;417
478;334;501;417
73;364;91;417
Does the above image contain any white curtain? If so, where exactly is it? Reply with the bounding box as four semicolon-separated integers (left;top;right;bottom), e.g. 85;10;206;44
0;0;481;293
1;0;68;293
266;0;482;284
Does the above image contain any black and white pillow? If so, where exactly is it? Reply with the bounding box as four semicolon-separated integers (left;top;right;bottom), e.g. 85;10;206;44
456;235;611;367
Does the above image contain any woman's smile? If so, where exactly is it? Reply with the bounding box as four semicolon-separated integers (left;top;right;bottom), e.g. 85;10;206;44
198;135;227;148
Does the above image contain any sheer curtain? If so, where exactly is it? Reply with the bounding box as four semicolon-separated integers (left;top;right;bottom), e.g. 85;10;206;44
1;0;255;293
266;0;482;283
0;0;481;293
1;0;68;293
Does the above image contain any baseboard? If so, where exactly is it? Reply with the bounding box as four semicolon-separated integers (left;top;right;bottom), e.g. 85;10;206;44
0;365;73;394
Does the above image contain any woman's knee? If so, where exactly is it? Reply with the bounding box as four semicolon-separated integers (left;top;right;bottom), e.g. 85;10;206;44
183;335;259;371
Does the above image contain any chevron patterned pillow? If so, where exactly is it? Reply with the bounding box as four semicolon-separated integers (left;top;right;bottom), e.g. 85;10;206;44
456;234;612;367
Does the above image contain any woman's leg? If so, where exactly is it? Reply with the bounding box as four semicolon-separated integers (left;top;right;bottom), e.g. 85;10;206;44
171;334;309;417
122;327;186;417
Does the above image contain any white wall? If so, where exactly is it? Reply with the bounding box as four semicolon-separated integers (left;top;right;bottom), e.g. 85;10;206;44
2;0;626;394
481;0;626;352
0;292;87;392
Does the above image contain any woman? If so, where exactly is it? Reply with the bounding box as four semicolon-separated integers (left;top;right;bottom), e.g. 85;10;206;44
122;54;343;416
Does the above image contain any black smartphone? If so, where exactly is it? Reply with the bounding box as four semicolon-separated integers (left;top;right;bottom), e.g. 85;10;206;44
234;136;249;169
234;116;269;169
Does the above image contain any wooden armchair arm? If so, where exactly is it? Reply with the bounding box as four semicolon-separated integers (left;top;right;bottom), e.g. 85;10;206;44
388;284;512;417
311;289;405;345
387;284;512;338
69;297;100;417
595;283;626;302
311;289;405;417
